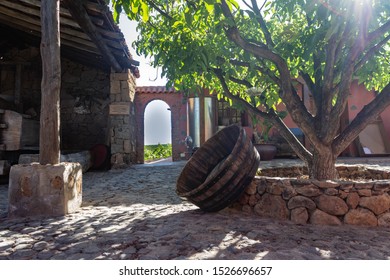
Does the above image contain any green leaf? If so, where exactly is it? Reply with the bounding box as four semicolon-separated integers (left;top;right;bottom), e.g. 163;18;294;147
141;1;150;22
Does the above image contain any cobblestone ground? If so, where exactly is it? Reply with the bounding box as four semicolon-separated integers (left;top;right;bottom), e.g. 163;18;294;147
1;159;390;260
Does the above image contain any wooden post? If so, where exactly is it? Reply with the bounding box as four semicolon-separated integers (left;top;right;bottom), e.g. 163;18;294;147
39;0;61;164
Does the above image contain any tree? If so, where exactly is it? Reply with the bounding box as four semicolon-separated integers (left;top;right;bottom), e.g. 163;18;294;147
111;0;390;180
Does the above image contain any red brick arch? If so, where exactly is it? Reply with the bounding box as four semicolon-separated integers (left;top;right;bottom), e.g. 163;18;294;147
135;87;188;163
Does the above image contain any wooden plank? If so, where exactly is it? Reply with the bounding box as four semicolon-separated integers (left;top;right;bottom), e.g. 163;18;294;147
1;110;23;150
64;0;123;72
18;0;73;17
39;0;61;164
0;1;80;29
0;110;39;150
84;2;109;14
0;1;40;17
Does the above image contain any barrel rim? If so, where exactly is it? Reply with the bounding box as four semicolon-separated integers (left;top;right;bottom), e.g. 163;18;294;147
176;125;243;196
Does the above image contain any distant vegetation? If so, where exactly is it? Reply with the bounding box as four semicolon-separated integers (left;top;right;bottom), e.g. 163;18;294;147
144;144;172;161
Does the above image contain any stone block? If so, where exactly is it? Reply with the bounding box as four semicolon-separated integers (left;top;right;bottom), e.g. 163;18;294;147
8;163;82;218
294;184;321;197
245;181;257;195
378;213;390;227
310;209;341;226
357;189;372;197
314;194;348;216
111;72;131;81
344;208;377;226
253;194;289;220
346;192;360;209
124;139;131;153
288;195;316;211
266;182;284;195
359;194;390;215
110;80;121;94
291;207;309;224
281;185;297;200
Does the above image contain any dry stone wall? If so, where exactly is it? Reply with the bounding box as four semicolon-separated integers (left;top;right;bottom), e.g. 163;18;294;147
233;166;390;227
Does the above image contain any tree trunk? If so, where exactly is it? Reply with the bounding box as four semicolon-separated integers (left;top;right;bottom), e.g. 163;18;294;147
39;0;61;165
308;148;339;180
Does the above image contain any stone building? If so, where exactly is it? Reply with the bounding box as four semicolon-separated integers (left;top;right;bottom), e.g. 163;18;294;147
0;0;139;171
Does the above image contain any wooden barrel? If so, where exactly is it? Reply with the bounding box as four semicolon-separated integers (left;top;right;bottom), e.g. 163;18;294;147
176;124;260;212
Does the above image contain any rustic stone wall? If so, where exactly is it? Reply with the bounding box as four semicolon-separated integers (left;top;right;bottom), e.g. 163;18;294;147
109;71;137;166
61;58;111;151
233;166;390;227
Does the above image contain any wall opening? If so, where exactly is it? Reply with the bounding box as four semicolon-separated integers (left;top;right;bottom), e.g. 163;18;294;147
144;100;172;163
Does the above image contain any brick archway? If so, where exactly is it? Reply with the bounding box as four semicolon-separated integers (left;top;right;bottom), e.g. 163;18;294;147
135;87;188;163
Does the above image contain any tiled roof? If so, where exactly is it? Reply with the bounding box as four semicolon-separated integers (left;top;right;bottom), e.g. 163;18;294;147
136;86;178;94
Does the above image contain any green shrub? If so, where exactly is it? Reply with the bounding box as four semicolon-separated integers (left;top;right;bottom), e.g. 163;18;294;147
144;144;172;161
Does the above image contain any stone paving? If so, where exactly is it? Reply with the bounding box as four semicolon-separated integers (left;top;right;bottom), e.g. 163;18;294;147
1;158;390;260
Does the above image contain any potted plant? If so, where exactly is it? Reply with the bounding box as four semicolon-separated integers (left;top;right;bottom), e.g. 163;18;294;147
251;111;287;161
252;119;277;161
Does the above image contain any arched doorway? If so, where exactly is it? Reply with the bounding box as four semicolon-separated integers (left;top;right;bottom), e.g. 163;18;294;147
144;100;172;162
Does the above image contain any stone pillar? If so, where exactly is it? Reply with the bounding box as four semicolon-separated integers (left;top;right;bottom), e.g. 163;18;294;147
109;70;137;166
8;162;82;218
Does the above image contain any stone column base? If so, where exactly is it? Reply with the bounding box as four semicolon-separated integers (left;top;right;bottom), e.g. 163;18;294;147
8;162;82;218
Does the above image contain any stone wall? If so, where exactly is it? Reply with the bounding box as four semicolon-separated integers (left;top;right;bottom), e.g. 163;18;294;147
61;58;111;151
233;166;390;227
1;45;138;166
109;71;137;166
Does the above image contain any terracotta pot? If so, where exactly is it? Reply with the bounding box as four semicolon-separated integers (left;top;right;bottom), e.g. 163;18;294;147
254;143;277;161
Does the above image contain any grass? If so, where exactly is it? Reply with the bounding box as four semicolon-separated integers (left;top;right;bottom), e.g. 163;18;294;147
144;143;172;162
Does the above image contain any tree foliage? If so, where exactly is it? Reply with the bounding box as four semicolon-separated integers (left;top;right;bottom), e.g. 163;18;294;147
111;0;390;179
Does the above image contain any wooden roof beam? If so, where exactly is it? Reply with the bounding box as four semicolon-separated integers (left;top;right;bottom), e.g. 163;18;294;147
63;0;123;72
19;0;73;18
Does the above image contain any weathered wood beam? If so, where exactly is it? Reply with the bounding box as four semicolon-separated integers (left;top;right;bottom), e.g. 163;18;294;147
0;2;81;29
0;13;101;54
19;0;73;17
0;1;40;17
63;0;123;72
97;27;124;39
39;0;61;165
84;2;109;14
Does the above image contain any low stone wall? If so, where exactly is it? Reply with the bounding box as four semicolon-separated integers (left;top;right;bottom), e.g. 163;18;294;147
233;166;390;227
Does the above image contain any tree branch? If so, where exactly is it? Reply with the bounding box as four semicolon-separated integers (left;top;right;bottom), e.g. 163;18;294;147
319;33;341;143
213;67;312;163
250;0;274;48
220;0;318;146
367;19;390;44
355;33;390;71
145;0;173;20
229;76;253;88
229;59;281;85
333;83;390;156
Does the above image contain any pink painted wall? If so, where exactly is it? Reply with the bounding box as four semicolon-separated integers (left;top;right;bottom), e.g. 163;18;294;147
348;80;390;144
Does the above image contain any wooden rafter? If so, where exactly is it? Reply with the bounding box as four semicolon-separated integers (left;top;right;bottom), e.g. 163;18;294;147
62;0;123;72
0;0;138;72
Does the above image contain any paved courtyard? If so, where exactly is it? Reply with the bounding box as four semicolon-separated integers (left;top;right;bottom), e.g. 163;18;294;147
1;158;390;260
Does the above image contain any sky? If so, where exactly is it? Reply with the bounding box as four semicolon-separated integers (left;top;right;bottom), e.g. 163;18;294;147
118;15;172;145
